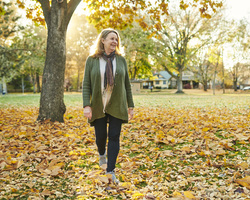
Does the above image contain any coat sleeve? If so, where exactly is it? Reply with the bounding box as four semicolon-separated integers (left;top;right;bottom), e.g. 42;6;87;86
124;57;134;108
82;57;92;108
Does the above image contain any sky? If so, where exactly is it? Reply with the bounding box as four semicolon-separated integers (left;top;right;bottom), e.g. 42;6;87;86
225;0;250;21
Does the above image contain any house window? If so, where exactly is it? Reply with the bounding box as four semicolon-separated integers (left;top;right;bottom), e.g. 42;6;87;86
155;81;160;85
163;81;166;84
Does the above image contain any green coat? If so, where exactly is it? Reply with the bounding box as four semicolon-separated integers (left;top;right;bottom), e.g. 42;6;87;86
82;55;134;125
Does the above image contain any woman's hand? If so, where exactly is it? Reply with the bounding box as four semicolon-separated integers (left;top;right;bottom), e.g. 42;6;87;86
128;108;134;120
84;106;92;120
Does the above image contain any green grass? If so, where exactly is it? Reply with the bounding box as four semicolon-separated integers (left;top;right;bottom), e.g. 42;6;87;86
0;93;40;108
0;90;249;109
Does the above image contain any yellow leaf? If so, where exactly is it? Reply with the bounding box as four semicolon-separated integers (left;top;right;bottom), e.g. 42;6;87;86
11;188;17;192
167;135;174;142
93;164;100;169
17;160;24;168
202;127;209;132
132;192;144;198
216;149;226;156
48;162;64;171
31;188;39;193
198;151;205;156
168;129;175;135
173;191;182;197
120;182;132;189
131;143;140;151
71;155;78;160
41;189;51;196
235;176;250;189
184;191;196;199
80;152;86;156
181;146;191;153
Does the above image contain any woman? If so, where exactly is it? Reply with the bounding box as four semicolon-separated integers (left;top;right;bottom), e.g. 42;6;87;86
82;28;134;184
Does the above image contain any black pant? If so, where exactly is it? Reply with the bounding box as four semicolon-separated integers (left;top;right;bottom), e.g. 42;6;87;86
94;114;122;172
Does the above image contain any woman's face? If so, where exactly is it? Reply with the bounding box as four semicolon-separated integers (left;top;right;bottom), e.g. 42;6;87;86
102;32;118;54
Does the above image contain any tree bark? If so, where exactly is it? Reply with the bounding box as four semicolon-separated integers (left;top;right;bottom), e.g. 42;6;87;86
37;0;81;122
21;75;25;94
233;79;237;91
32;74;36;93
222;56;225;94
36;72;40;93
233;64;238;91
2;76;7;94
213;52;220;95
204;81;208;91
77;65;80;92
212;71;216;95
176;65;184;93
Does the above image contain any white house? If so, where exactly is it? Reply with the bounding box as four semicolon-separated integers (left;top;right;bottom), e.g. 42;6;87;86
141;71;199;89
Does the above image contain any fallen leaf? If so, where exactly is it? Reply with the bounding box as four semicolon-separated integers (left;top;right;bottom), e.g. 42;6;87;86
98;175;109;183
216;149;226;156
132;192;144;198
184;191;196;199
237;162;249;170
173;191;182;197
16;160;24;168
41;189;52;196
235;176;250;189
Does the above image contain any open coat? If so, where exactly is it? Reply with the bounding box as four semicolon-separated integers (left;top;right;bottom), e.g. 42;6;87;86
82;55;134;126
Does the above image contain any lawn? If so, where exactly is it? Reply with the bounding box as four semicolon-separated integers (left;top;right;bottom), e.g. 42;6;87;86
0;91;249;199
0;89;249;109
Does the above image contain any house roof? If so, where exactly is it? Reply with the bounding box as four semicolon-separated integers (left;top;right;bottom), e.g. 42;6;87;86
154;71;172;80
159;71;172;80
130;80;142;83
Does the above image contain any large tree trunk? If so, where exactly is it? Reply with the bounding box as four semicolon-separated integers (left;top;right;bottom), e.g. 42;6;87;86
176;66;184;93
204;81;208;91
36;0;87;122
37;1;68;122
233;78;237;91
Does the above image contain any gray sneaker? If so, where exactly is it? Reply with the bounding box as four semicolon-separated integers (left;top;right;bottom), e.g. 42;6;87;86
106;171;119;184
99;153;107;166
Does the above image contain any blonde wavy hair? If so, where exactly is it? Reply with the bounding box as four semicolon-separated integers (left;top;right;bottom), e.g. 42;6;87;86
90;28;123;57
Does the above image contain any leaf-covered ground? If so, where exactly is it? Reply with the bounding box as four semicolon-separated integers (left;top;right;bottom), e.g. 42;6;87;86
0;94;250;199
